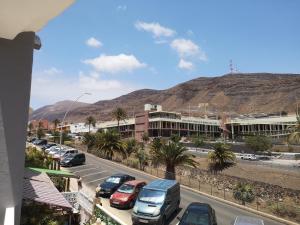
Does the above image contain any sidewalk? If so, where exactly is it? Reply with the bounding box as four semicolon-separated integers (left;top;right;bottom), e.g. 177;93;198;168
69;177;132;225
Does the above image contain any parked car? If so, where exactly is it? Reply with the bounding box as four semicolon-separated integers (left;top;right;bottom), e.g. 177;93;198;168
60;153;85;167
48;147;65;155
53;148;78;159
95;174;135;197
132;179;180;225
177;202;217;225
240;154;257;160
33;139;47;146
41;143;56;150
29;137;37;143
110;180;146;209
45;145;59;153
233;216;264;225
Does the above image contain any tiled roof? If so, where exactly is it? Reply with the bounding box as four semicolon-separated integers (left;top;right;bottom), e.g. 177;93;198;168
23;168;72;209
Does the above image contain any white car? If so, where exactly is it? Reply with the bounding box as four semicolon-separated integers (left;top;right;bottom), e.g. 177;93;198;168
45;145;59;153
53;149;78;159
241;154;257;160
48;147;65;155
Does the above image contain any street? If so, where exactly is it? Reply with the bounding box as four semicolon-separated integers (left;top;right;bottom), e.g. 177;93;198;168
65;152;284;225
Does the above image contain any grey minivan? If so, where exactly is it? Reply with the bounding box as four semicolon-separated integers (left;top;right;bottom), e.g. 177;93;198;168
132;179;180;225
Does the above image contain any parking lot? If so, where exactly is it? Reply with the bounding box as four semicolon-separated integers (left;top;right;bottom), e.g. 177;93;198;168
63;152;284;225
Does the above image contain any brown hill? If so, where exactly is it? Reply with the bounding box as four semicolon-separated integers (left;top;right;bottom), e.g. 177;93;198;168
31;73;300;122
30;100;90;122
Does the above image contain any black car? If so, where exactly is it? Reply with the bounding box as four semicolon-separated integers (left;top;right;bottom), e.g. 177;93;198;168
95;174;135;198
41;143;56;150
33;139;47;146
177;203;217;225
60;153;86;167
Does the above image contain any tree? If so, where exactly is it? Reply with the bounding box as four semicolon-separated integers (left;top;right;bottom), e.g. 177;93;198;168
38;121;43;129
142;132;150;143
192;135;205;148
150;139;198;180
82;132;96;151
136;144;148;171
37;128;45;139
233;182;255;205
123;139;138;158
208;143;236;174
52;131;60;143
95;130;124;160
52;119;60;131
288;113;300;144
85;116;96;133
28;123;34;136
25;147;52;168
245;135;272;153
112;107;127;133
170;134;181;143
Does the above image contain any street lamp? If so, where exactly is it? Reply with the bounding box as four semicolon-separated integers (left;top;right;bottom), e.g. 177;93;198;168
59;92;91;146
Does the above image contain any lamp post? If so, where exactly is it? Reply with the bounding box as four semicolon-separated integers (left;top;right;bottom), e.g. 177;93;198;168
59;92;91;146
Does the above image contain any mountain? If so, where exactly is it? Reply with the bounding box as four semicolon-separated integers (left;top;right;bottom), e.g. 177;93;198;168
31;73;300;122
30;100;90;121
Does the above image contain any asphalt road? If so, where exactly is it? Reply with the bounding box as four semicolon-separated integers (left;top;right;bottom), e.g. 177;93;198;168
65;152;283;225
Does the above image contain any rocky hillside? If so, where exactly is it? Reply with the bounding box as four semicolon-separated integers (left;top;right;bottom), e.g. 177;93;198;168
31;73;300;122
30;100;90;121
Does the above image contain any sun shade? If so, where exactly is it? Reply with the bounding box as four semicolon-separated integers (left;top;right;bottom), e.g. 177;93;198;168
23;168;72;209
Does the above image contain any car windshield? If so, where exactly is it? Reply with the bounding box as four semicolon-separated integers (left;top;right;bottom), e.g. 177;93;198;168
181;209;210;225
138;189;165;204
106;177;121;184
118;184;135;194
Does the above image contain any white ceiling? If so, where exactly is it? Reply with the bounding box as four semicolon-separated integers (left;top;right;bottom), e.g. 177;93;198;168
0;0;74;40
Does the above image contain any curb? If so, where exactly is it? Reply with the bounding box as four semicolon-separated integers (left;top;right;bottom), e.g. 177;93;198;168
86;152;298;225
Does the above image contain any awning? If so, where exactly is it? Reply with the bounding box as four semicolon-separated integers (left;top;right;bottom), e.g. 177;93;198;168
23;168;72;209
27;167;78;178
0;0;75;40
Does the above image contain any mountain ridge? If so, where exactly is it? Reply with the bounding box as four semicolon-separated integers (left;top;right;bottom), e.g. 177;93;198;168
30;73;300;122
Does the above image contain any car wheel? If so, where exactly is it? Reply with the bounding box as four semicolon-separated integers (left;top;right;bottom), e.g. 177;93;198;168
161;216;166;225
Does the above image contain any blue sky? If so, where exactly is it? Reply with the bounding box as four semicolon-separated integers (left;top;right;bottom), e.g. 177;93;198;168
31;0;300;109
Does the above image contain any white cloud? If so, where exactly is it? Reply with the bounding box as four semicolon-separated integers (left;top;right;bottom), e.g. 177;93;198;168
83;54;146;74
178;59;193;70
86;37;102;48
135;21;176;38
117;5;127;11
44;67;62;75
170;38;207;61
30;70;138;108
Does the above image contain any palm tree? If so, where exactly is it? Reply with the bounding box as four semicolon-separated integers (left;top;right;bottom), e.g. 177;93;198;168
85;116;96;133
95;130;124;160
150;139;198;180
208;143;236;174
52;118;60;131
83;132;96;151
112;107;127;133
124;139;138;158
288;111;300;144
233;182;255;205
28;123;33;136
142;132;149;143
38;121;43;129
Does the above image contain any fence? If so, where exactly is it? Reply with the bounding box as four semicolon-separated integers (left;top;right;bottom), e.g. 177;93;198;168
123;159;300;223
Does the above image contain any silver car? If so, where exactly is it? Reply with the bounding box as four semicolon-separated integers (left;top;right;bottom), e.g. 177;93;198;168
234;216;264;225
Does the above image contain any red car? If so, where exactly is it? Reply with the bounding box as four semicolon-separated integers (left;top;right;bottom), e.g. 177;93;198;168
110;180;146;209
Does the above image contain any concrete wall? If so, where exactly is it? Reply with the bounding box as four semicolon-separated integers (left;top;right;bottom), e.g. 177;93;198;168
0;32;35;225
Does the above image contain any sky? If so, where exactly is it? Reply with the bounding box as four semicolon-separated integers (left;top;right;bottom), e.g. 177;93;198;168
30;0;300;109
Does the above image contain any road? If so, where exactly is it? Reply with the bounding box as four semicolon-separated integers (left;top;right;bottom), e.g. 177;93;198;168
65;152;283;225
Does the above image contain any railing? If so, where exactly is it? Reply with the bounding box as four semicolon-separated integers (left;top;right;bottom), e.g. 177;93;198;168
123;159;300;224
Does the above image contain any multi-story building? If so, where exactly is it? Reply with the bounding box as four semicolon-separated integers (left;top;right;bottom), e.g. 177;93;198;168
68;104;298;143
